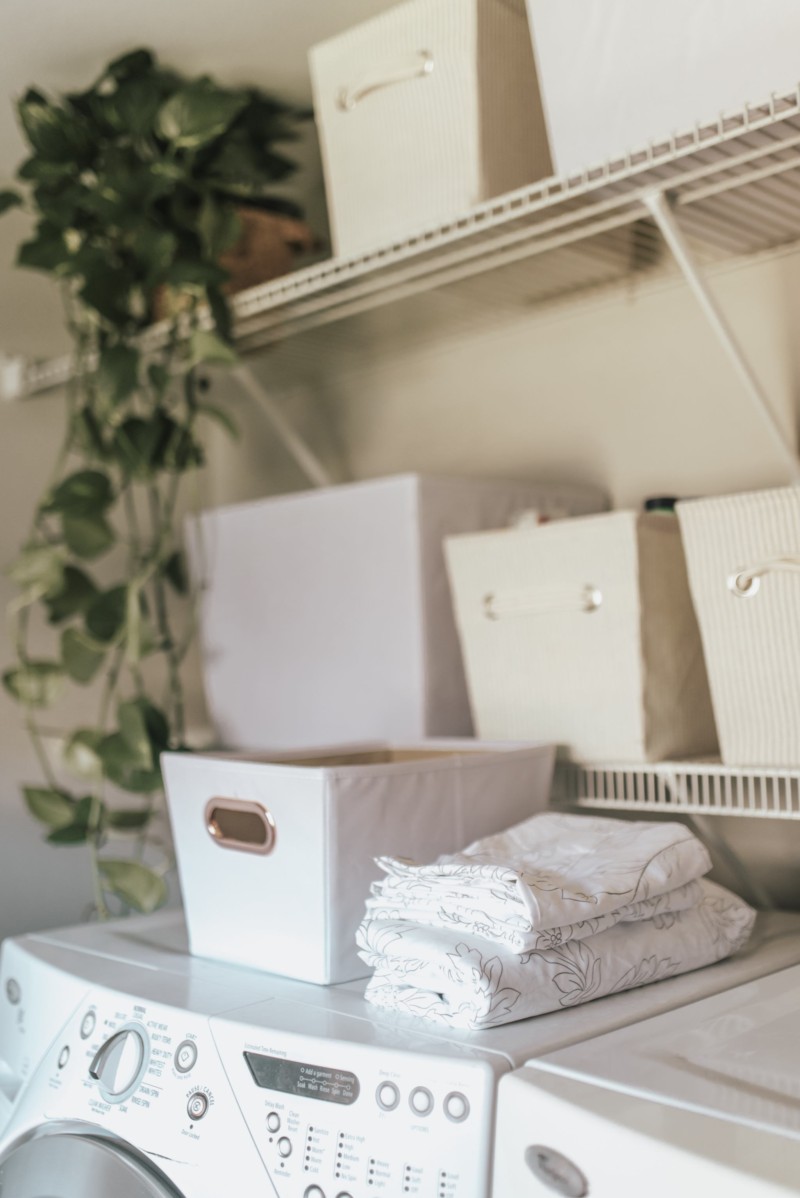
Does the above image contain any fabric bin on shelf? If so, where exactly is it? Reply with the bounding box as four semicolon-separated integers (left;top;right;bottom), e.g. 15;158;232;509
308;0;553;258
445;510;719;763
676;486;800;767
187;473;606;751
525;0;800;178
161;739;555;984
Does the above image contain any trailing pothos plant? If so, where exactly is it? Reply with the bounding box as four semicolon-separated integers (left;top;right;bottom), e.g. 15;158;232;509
0;48;308;917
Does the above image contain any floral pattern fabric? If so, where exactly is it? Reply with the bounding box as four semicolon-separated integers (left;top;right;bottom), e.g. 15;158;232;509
357;880;755;1030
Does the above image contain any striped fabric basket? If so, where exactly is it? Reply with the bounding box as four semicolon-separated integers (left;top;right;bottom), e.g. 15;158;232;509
677;486;800;767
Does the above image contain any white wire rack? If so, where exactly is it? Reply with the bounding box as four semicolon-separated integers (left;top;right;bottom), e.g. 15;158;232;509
553;759;800;820
18;86;800;399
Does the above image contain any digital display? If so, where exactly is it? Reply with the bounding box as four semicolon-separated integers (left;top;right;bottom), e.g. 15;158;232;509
244;1053;360;1105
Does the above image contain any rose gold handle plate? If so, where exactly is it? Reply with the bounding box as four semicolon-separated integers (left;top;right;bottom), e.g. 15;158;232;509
204;797;276;855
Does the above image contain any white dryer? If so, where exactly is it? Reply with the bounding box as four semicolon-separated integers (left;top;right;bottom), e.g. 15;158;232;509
2;910;800;1198
493;962;800;1196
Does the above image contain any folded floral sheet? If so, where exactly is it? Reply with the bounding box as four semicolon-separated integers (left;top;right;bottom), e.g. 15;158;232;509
357;879;755;1030
367;811;712;953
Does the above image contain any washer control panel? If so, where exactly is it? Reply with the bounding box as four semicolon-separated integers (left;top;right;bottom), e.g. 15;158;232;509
211;1008;503;1198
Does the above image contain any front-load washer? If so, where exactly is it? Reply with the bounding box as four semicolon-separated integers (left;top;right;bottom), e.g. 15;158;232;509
493;962;800;1196
2;910;800;1198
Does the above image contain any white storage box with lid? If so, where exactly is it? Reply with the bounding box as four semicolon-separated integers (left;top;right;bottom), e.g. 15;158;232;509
677;486;800;767
445;511;719;763
525;0;800;178
188;473;606;751
161;739;555;984
308;0;553;257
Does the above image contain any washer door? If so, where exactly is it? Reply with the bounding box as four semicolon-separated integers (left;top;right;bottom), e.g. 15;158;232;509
0;1123;184;1198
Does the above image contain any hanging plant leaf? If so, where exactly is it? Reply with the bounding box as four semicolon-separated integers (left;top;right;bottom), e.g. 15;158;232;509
96;345;140;407
197;195;241;259
157;82;248;149
165;260;228;288
162;423;204;472
46;795;96;844
106;807;153;831
8;544;65;598
196;403;239;440
62;729;105;778
118;697;170;766
42;469;114;516
85;584;128;642
73;407;110;461
112;413;171;478
2;662;65;708
45;566;99;624
188;329;237;367
97;732;163;793
22;785;76;828
17;225;71;274
17;89;92;164
0;190;22;214
105;47;155;82
162;549;189;595
62;511;116;559
98;858;167;913
61;627;107;683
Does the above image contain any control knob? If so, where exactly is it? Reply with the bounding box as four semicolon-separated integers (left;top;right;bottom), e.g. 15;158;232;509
89;1023;149;1103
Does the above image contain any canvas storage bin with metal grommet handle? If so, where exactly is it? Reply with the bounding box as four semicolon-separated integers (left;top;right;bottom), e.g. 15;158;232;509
677;485;800;767
308;0;554;258
161;738;555;985
445;510;719;763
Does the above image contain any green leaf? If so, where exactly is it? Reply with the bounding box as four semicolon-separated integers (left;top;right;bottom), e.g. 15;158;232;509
98;732;162;794
106;808;153;831
85;585;127;642
8;544;65;598
79;272;133;327
61;627;106;683
112;414;171;479
157;82;248;149
62;729;105;778
197;196;241;259
23;785;76;828
118;698;169;767
46;795;96;845
147;363;171;399
62;511;116;559
17;89;91;163
17;226;71;274
165;260;228;288
133;228;178;287
104;47;155;81
45;566;99;624
99;859;167;913
196;402;238;439
0;190;22;215
188;329;237;367
163;549;189;595
96;345;140;406
42;469;114;515
2;662;65;708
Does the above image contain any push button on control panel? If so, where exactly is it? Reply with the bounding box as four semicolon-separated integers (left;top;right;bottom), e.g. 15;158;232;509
375;1081;400;1111
57;1046;70;1070
174;1040;198;1073
277;1136;292;1158
303;1186;325;1198
79;1010;96;1040
409;1086;434;1116
187;1092;209;1121
4;979;20;1005
266;1111;281;1132
444;1091;470;1122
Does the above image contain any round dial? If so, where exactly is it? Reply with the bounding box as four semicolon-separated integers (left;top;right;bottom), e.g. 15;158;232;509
89;1023;150;1103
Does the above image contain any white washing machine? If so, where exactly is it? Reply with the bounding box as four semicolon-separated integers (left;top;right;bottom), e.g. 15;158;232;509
493;962;800;1196
2;910;800;1198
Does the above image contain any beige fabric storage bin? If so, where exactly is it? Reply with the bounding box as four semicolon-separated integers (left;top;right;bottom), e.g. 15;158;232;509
309;0;553;257
677;486;800;767
189;473;606;751
162;739;555;984
446;511;718;763
526;0;800;178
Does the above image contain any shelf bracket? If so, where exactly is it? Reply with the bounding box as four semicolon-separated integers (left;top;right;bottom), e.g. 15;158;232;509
231;365;333;489
644;189;800;485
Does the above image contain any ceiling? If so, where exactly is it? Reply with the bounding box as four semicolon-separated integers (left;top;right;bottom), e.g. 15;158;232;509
0;0;398;360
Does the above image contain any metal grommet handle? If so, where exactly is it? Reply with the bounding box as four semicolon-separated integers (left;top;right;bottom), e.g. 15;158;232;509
204;797;276;855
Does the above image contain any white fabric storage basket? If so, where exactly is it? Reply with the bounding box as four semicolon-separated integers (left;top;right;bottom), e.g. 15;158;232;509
446;511;718;763
189;473;605;751
677;486;800;767
309;0;553;257
526;0;800;178
162;739;555;984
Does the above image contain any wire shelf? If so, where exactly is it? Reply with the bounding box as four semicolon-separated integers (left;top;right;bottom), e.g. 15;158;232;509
17;86;800;398
553;759;800;819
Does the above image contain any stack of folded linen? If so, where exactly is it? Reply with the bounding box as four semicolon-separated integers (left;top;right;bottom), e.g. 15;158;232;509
355;811;755;1030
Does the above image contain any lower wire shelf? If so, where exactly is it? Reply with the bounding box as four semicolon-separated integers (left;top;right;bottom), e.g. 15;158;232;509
552;759;800;819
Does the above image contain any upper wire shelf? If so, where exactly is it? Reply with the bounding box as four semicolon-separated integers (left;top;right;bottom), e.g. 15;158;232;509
19;85;800;398
553;759;800;820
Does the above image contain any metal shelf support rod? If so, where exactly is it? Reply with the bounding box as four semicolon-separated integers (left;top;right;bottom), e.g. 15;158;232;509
645;189;800;483
231;365;332;489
